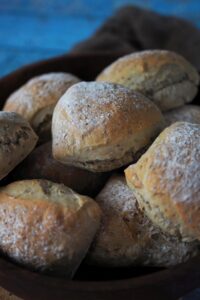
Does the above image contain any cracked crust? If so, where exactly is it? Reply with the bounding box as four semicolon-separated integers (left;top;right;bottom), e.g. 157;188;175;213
0;179;101;277
125;122;200;242
0;112;38;180
3;72;80;142
96;50;199;112
87;175;199;267
52;81;165;172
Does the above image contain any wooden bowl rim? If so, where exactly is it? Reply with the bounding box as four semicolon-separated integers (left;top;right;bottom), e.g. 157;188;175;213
0;52;200;299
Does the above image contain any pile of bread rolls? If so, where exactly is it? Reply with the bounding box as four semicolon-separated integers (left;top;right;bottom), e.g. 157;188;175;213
1;49;200;278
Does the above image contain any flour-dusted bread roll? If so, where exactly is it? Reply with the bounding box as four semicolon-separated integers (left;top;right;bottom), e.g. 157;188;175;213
3;73;80;141
0;112;38;180
52;81;164;172
10;142;110;197
0;179;101;277
125;122;200;242
164;105;200;126
87;175;199;267
96;50;199;112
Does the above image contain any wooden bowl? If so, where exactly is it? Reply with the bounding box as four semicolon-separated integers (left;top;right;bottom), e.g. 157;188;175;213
0;52;200;300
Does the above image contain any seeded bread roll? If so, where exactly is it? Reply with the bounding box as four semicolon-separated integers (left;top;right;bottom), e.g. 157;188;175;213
10;141;110;197
164;105;200;126
0;112;38;180
96;50;199;112
52;81;164;172
125;122;200;242
0;179;101;277
3;73;80;142
87;175;199;267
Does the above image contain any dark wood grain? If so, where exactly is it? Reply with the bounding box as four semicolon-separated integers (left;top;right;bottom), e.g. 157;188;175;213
0;255;200;300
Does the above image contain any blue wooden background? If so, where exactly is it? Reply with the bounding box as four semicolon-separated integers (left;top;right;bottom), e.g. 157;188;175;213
0;0;200;77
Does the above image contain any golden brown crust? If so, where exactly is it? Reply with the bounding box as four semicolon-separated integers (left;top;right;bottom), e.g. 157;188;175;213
0;179;101;277
0;112;38;180
52;81;165;172
125;122;200;242
87;175;199;267
96;50;199;111
3;73;80;141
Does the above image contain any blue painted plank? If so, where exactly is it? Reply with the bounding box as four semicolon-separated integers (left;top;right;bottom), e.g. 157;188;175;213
1;1;199;25
0;0;113;18
0;0;200;77
0;48;61;76
0;14;103;51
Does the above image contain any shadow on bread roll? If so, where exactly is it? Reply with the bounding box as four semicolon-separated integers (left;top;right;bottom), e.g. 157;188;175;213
52;81;165;172
96;50;199;112
87;175;199;267
0;112;38;181
3;73;80;143
0;179;101;277
9;142;110;197
125;122;200;242
164;105;200;126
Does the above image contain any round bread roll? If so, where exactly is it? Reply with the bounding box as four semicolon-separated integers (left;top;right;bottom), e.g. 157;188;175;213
125;122;200;242
87;175;199;267
52;81;164;172
3;72;80;142
164;105;200;126
0;179;101;278
96;50;199;112
0;112;38;180
10;141;110;197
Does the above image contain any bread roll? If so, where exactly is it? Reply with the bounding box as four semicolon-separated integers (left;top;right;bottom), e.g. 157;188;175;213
96;50;199;112
0;112;38;180
0;179;101;277
125;122;200;242
10;141;110;197
52;81;164;172
164;105;200;126
87;175;199;267
3;73;80;142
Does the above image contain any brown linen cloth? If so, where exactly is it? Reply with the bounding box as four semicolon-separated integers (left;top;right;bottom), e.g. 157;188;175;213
2;5;200;299
72;5;200;72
